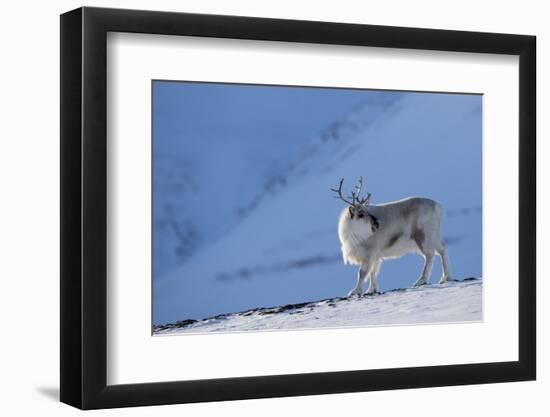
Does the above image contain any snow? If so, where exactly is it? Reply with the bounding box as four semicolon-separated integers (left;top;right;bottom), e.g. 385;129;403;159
154;278;482;334
152;85;394;278
153;85;482;326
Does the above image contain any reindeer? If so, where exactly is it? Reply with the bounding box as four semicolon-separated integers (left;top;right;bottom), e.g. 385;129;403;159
331;177;451;297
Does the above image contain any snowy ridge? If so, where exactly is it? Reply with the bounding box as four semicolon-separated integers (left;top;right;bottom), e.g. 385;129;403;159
154;277;482;334
154;92;482;325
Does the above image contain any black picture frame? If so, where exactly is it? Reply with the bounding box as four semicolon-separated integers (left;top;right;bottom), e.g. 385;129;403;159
60;6;536;410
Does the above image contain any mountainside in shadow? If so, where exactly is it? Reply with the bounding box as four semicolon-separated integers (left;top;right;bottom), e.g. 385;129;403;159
154;92;482;325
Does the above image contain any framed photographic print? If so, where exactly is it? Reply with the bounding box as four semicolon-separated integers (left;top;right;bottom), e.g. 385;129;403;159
60;6;536;410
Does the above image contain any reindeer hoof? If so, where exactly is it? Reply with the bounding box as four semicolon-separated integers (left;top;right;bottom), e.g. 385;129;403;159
347;288;363;298
413;280;427;288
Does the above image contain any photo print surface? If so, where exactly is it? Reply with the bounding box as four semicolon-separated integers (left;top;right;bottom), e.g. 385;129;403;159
152;81;482;335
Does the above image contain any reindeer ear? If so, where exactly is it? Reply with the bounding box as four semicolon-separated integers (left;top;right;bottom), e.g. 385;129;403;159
348;206;354;219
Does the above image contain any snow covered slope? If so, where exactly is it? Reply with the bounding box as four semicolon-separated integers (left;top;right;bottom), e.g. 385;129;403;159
153;88;482;325
154;278;482;334
153;85;398;279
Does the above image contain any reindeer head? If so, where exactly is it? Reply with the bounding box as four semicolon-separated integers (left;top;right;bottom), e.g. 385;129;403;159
331;177;379;231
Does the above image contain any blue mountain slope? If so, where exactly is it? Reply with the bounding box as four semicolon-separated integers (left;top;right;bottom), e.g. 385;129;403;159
153;91;482;325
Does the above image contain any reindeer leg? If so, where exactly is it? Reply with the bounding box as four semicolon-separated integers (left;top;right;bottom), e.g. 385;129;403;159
366;260;381;294
437;243;452;284
413;251;435;287
348;264;368;297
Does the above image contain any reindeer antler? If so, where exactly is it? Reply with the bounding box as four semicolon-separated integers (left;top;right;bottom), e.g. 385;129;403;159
330;178;356;206
354;176;371;206
331;177;372;206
